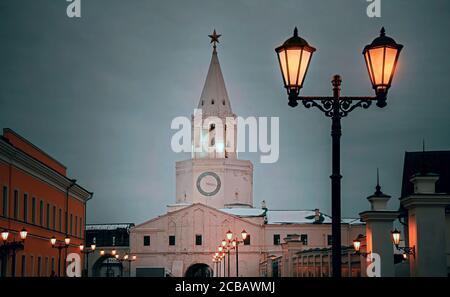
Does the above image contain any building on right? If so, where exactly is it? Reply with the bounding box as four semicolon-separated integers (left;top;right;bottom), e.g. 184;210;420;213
357;149;450;277
397;150;450;277
274;150;450;277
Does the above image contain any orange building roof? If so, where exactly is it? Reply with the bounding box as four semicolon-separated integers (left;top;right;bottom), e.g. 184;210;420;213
2;128;67;176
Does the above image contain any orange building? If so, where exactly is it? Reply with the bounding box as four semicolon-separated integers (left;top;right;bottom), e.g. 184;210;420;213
0;128;93;277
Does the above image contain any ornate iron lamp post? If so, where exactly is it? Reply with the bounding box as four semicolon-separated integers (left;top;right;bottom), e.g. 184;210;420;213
275;27;403;277
1;228;27;277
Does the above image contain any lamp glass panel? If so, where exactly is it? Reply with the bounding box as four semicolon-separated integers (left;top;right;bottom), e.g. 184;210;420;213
353;240;361;252
1;231;8;241
278;50;289;86
383;47;398;84
368;47;385;86
286;49;302;86
392;232;400;245
364;52;375;85
298;50;311;86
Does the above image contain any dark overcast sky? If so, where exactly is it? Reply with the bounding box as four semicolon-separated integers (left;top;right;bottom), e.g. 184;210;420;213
1;0;449;224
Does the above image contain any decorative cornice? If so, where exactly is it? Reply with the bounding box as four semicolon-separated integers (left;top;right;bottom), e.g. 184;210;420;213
399;194;450;209
359;211;399;222
0;139;92;202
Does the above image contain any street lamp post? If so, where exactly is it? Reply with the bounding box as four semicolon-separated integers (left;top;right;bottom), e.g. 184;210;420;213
79;243;96;277
275;27;402;277
50;235;70;277
114;253;136;277
227;229;248;277
1;228;27;277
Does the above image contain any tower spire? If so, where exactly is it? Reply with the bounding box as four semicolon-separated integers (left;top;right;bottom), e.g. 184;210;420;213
198;30;232;116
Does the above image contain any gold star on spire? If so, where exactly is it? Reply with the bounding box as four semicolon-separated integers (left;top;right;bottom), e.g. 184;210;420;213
208;29;221;52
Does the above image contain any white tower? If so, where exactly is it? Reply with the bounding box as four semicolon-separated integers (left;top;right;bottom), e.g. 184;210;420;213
174;30;253;210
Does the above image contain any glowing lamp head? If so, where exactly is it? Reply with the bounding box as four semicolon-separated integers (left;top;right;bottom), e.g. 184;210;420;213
218;246;223;252
402;253;408;260
353;238;361;252
226;230;233;241
91;244;96;251
391;229;401;247
275;27;316;107
115;254;119;259
124;254;129;260
20;228;28;241
64;236;70;246
50;236;57;246
111;249;116;256
221;239;227;247
132;255;136;261
215;252;219;257
79;244;84;251
100;250;105;256
241;230;248;241
232;240;237;247
1;229;9;241
363;27;403;107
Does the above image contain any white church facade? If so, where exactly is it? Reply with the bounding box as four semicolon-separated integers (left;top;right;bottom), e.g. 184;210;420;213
129;32;364;277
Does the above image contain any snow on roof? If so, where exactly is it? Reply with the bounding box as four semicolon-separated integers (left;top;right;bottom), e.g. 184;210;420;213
85;223;134;231
266;210;364;225
220;208;265;217
218;208;364;225
341;218;364;225
266;210;332;224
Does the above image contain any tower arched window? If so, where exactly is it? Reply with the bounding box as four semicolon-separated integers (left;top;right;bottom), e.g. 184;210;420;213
222;100;226;105
211;99;215;105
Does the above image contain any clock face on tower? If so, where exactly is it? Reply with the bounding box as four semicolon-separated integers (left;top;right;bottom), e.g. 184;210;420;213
196;172;221;197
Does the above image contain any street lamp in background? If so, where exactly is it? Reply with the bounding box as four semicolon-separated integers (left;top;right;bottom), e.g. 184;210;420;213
275;27;403;277
213;252;220;277
119;254;137;277
216;247;225;277
227;229;248;277
1;228;27;277
79;243;96;277
50;235;71;277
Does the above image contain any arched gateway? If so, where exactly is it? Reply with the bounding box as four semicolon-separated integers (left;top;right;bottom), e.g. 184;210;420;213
185;263;213;277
